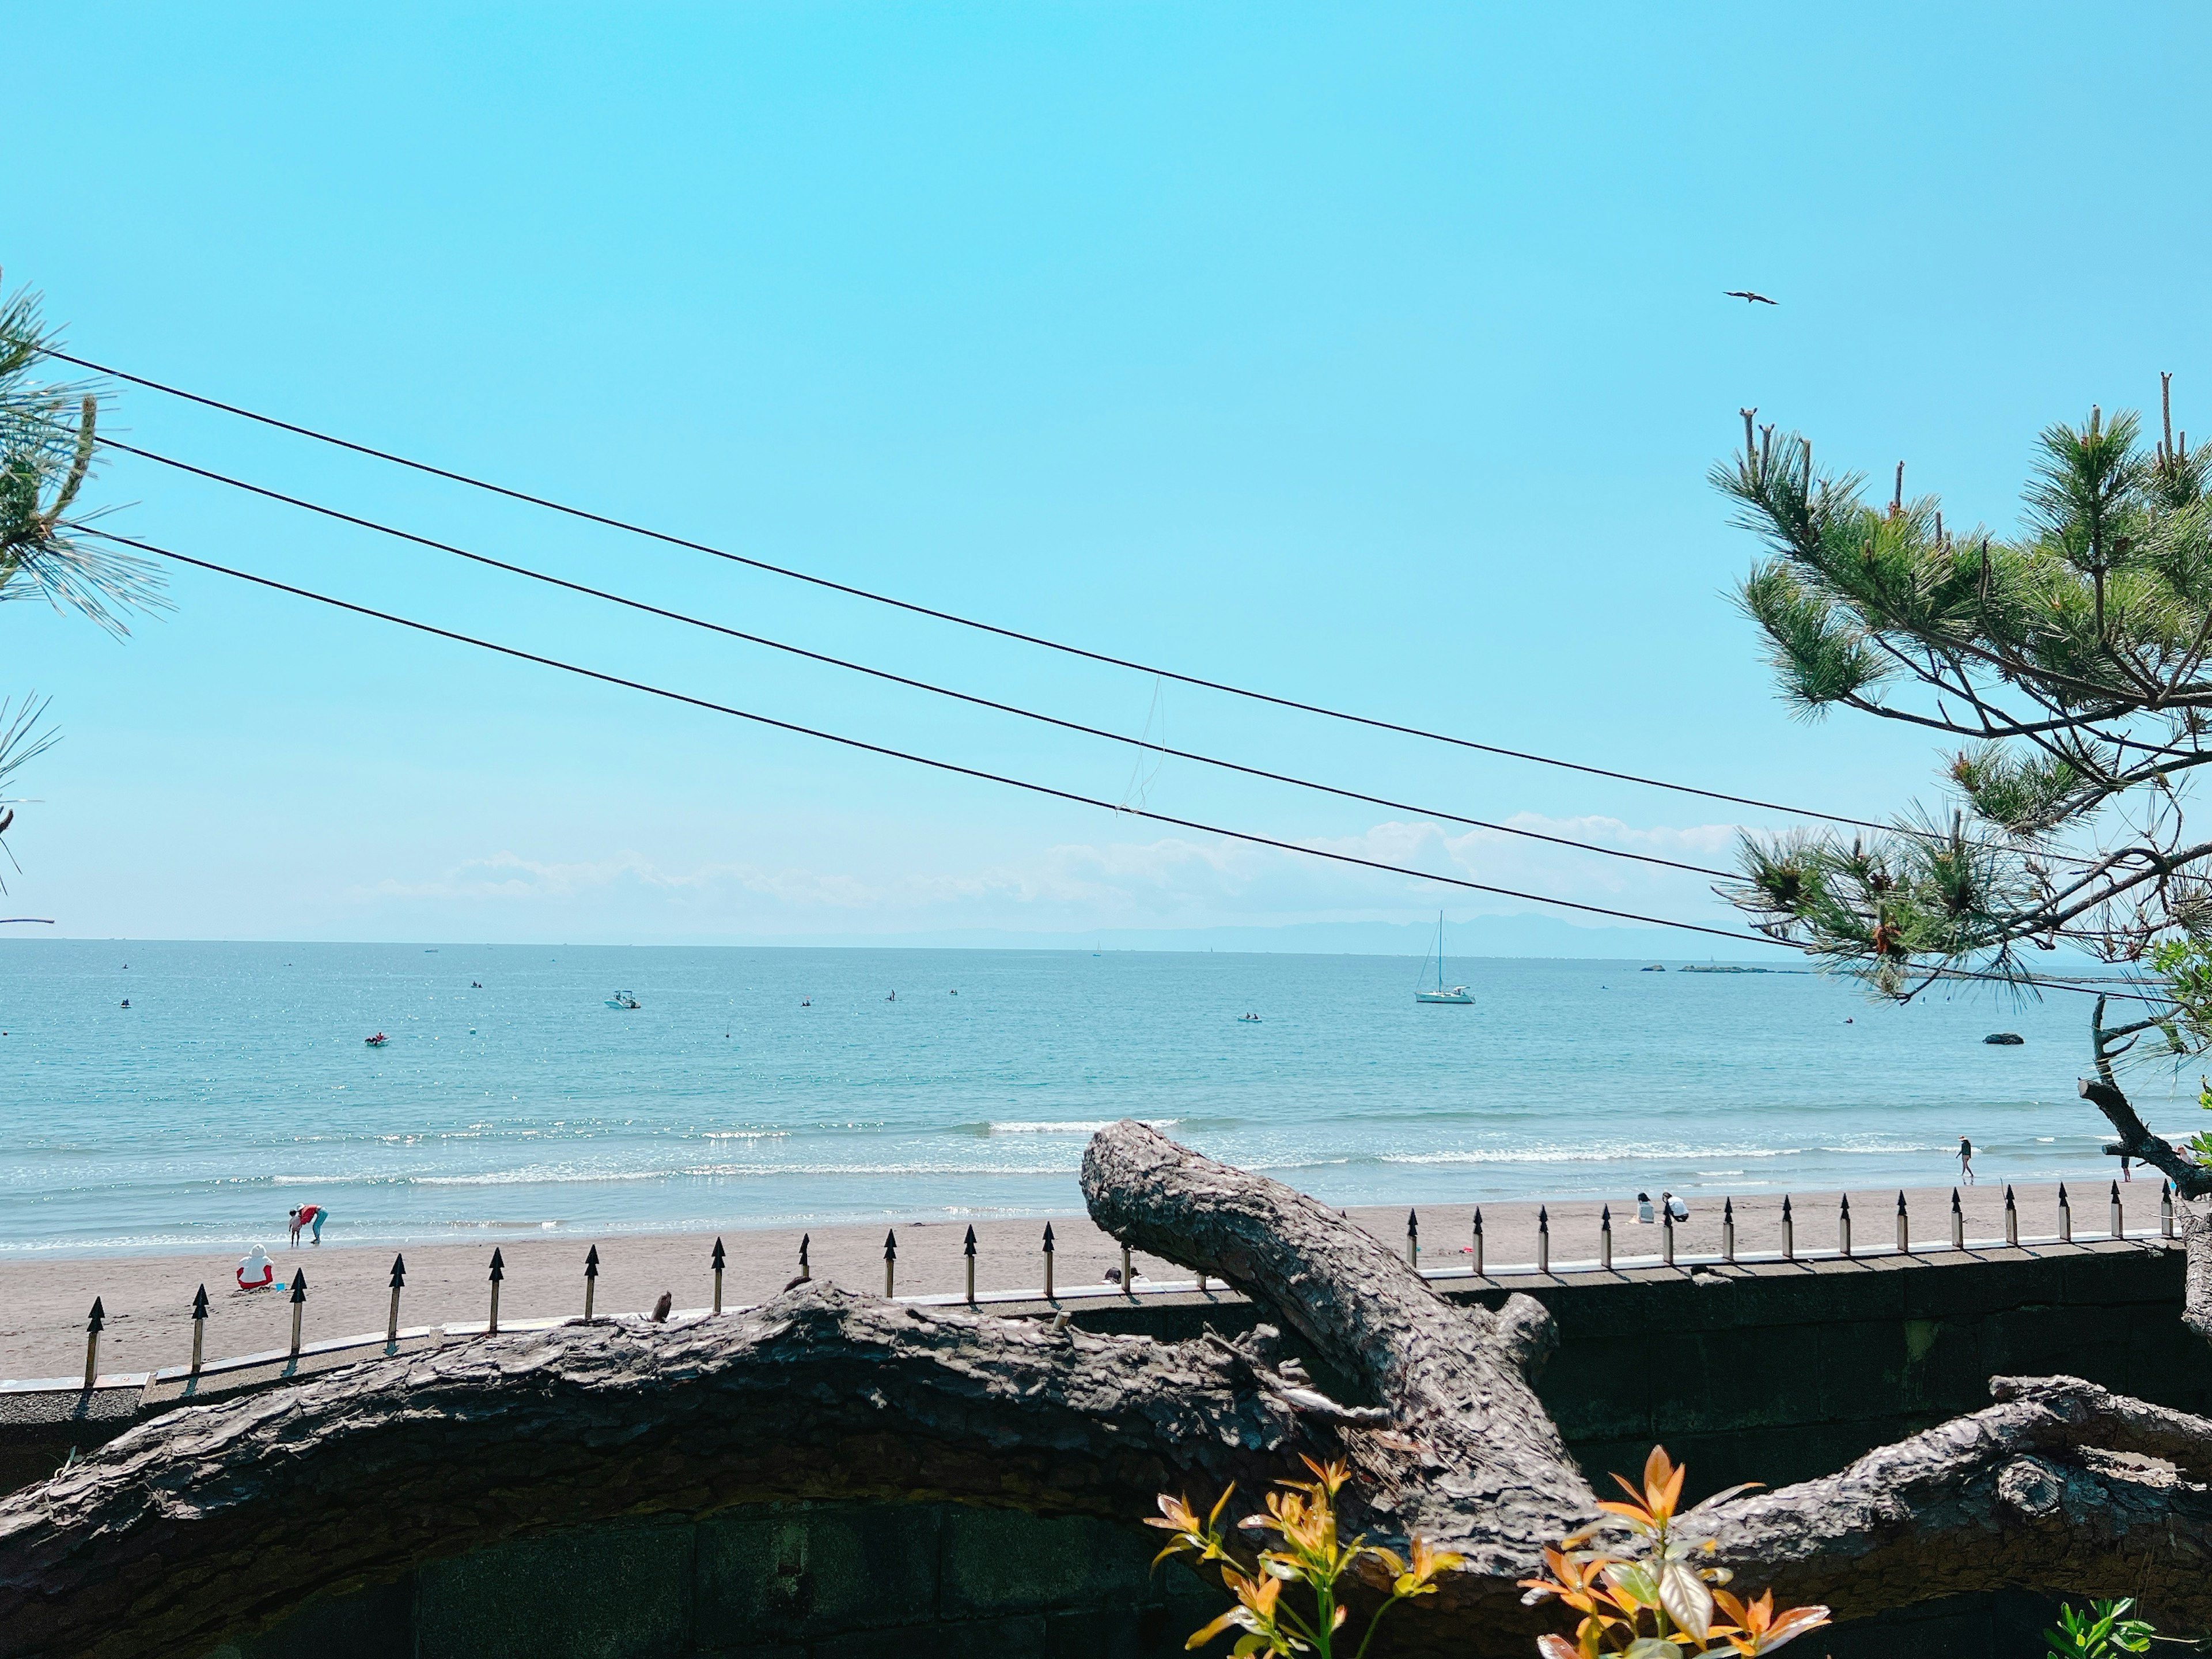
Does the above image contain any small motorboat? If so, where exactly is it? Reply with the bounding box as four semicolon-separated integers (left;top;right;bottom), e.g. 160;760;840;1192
1237;1013;1263;1024
605;993;641;1010
365;1032;389;1047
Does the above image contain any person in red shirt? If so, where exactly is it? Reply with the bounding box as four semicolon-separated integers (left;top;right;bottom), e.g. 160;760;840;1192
288;1203;329;1247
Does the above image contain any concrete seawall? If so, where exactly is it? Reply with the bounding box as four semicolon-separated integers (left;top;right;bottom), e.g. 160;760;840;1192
6;1238;2189;1658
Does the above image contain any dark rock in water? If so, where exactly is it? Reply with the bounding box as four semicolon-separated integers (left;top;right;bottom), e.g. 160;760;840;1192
1984;1032;2025;1046
1641;964;1666;972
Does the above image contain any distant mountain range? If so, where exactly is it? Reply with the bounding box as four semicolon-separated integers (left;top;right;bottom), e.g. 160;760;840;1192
681;913;1801;960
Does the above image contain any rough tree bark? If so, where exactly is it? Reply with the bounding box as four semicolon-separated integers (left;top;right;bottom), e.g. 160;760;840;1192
5;1120;2212;1659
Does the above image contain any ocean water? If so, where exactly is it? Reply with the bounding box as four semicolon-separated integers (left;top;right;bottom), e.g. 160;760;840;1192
0;938;2175;1255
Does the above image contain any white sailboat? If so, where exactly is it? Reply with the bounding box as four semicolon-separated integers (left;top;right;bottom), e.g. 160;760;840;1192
1415;912;1474;1005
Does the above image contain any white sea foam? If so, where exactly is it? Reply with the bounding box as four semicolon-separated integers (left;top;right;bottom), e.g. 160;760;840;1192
1378;1146;1799;1166
986;1119;1176;1135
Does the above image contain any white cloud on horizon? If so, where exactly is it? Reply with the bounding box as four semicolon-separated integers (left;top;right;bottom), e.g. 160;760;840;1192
349;812;1751;938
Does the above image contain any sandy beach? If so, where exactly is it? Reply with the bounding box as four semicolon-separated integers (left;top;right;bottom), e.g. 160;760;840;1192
0;1176;2139;1382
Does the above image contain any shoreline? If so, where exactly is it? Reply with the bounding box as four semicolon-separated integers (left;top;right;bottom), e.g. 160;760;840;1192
0;1177;2142;1382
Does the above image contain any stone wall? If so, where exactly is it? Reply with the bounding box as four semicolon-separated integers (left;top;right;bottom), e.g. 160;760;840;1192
206;1508;1225;1659
48;1237;2191;1658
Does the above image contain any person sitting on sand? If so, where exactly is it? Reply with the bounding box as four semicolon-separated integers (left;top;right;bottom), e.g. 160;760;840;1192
1636;1192;1655;1224
288;1203;329;1247
236;1244;277;1290
1664;1191;1690;1221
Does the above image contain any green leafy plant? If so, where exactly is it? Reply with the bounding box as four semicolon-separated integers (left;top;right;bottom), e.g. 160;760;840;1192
1519;1447;1830;1657
2183;1071;2212;1165
2046;1597;2157;1657
1147;1455;1460;1656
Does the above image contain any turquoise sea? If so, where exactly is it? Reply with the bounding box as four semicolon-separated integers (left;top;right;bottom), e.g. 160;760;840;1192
0;938;2173;1255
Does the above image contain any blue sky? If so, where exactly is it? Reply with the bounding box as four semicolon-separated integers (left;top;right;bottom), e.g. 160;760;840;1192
5;4;2210;948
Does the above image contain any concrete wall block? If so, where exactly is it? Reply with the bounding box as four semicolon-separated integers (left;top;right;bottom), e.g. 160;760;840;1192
2058;1243;2183;1302
1897;1316;1997;1416
2130;1323;2212;1416
1979;1300;2128;1380
1537;1338;1653;1440
812;1613;1048;1659
416;1519;694;1659
1043;1606;1149;1658
1725;1263;1909;1328
940;1509;1158;1620
1809;1319;1915;1423
1658;1330;1824;1434
1494;1277;1681;1340
695;1501;942;1641
229;1574;416;1659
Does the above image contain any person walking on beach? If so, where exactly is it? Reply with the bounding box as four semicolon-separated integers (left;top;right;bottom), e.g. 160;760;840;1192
288;1203;329;1247
1958;1136;1975;1185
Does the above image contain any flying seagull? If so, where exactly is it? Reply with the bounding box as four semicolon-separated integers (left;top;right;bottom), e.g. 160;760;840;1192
1724;290;1778;305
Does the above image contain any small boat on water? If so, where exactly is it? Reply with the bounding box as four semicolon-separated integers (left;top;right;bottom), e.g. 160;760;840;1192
365;1032;389;1047
1237;1013;1263;1024
1415;912;1474;1005
605;992;641;1010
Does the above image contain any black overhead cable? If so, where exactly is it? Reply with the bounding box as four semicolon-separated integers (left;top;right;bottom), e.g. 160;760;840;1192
79;527;1825;946
98;437;1732;881
82;526;2173;1007
51;347;1909;838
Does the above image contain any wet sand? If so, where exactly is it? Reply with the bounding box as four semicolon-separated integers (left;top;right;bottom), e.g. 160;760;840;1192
0;1177;2139;1381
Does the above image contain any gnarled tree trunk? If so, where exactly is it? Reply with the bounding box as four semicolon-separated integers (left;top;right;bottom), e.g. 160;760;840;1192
5;1119;2212;1658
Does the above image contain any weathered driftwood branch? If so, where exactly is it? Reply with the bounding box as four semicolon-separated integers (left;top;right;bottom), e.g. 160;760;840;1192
2078;1075;2212;1199
10;1119;2212;1659
1081;1117;1592;1581
0;1284;1345;1659
1700;1375;2212;1618
2075;1066;2212;1345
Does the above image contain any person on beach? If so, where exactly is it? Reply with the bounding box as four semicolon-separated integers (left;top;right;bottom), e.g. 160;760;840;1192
236;1244;276;1290
1662;1191;1689;1221
1635;1192;1655;1224
1958;1136;1975;1185
288;1203;329;1246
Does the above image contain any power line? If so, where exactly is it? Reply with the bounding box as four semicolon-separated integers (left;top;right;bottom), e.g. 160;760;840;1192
52;347;1909;836
83;525;2172;1006
83;527;1808;945
99;437;1733;881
